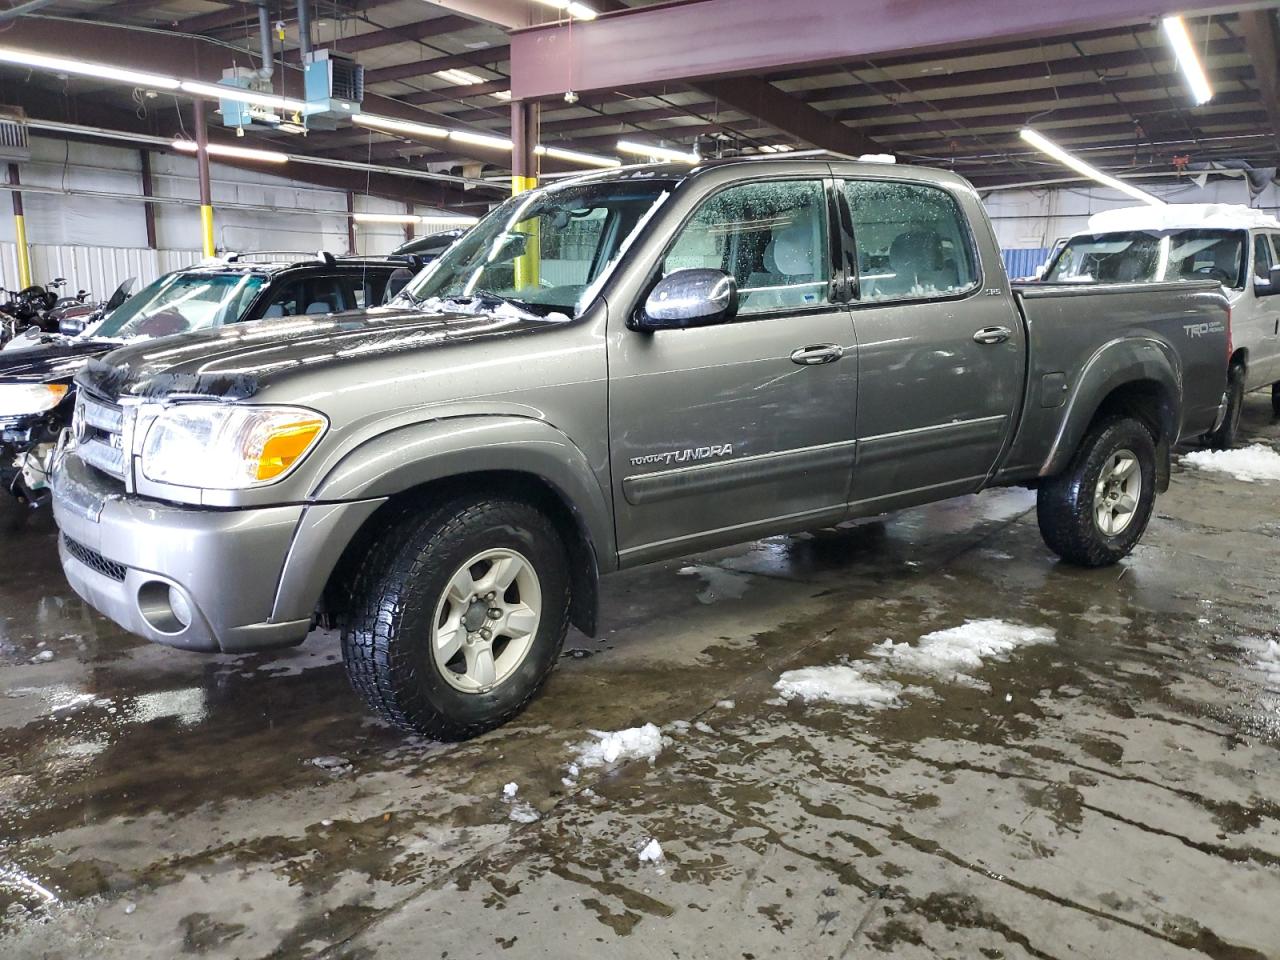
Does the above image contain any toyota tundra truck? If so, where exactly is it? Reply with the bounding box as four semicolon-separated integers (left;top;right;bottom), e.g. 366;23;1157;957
49;159;1229;739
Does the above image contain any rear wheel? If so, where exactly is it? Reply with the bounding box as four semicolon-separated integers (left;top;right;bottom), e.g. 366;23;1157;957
341;495;571;740
1037;417;1156;567
1206;363;1244;450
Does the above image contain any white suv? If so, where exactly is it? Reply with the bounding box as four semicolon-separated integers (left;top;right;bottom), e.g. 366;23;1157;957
1046;204;1280;447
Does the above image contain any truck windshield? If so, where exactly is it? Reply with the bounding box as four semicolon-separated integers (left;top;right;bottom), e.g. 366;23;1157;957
1046;229;1246;288
401;178;677;318
95;272;266;339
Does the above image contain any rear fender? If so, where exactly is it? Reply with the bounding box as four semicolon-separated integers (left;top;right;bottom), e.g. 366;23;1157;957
1041;337;1181;481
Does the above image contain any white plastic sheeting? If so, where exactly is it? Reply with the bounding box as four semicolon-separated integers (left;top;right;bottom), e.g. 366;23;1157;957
1087;203;1280;232
0;243;200;297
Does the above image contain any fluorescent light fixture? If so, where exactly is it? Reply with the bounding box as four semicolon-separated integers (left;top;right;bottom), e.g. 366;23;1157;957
534;144;621;168
353;212;420;225
449;129;514;150
491;90;513;102
616;139;700;164
1161;16;1214;105
532;0;598;19
0;47;180;90
1019;128;1164;207
420;214;480;225
353;113;449;139
179;80;308;113
353;212;479;226
172;139;288;163
434;68;487;86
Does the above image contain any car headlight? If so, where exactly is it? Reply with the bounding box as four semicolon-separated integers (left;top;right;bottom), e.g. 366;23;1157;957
140;404;328;489
0;383;69;417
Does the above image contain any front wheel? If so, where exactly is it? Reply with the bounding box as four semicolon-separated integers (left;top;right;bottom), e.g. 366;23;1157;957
1036;417;1157;567
341;495;571;740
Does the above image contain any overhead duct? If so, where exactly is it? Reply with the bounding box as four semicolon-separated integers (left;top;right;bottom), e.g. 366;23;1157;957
258;2;274;80
296;0;311;60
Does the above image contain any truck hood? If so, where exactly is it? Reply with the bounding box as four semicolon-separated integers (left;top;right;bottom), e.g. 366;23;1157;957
0;339;117;385
78;304;567;402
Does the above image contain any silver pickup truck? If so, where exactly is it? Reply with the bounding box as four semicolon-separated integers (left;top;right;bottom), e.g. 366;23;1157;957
50;159;1229;739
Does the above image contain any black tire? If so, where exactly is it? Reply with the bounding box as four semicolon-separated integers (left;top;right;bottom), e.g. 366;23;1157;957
1036;417;1157;567
1272;381;1280;418
341;495;571;740
1206;364;1244;450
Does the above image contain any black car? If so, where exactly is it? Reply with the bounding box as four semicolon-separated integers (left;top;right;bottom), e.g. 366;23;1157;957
0;254;399;508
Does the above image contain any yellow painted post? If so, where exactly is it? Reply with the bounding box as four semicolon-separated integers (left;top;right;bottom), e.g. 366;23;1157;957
199;204;216;259
8;163;32;288
510;99;541;293
511;174;540;292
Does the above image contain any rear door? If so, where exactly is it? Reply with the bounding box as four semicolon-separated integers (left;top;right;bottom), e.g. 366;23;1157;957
608;176;858;564
841;176;1026;511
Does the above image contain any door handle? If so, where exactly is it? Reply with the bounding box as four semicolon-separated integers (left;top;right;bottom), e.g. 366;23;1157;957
783;343;844;363
972;326;1012;345
790;344;844;365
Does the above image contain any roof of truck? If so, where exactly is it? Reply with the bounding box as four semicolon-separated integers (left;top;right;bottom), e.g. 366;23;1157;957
1086;204;1280;233
564;155;976;191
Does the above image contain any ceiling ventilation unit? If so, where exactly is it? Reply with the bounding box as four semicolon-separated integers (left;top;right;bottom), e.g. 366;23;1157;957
304;50;364;127
0;107;31;162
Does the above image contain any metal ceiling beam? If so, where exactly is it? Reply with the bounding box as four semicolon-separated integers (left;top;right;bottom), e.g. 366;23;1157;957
1238;9;1280;151
509;0;1257;99
684;76;881;155
177;0;399;36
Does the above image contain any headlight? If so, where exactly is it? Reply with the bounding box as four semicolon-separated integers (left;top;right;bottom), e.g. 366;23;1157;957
140;404;328;489
0;383;69;417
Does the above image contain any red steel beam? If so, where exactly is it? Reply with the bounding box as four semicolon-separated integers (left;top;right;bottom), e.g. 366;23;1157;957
510;0;1258;99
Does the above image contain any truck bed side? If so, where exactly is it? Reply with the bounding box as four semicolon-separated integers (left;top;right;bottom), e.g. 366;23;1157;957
994;280;1229;484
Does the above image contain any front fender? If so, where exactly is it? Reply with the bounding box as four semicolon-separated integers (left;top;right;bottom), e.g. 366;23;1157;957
310;415;617;569
1041;337;1181;479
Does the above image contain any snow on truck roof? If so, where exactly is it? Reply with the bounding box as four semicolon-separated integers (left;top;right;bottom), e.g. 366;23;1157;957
1086;203;1280;233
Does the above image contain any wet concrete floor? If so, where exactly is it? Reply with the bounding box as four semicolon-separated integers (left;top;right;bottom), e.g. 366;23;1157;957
1;396;1279;959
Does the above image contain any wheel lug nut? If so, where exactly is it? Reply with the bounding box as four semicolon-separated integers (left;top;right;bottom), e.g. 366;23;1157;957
480;628;492;640
487;608;502;620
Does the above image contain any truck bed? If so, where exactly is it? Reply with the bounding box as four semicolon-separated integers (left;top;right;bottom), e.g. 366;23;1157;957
994;279;1229;484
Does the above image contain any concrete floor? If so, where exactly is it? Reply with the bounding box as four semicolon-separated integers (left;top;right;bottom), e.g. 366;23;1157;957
2;397;1279;960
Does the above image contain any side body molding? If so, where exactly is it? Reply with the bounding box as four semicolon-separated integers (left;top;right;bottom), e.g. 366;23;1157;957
1039;337;1182;482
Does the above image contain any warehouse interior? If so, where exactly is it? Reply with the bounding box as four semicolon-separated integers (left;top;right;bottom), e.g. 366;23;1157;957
2;1;1280;958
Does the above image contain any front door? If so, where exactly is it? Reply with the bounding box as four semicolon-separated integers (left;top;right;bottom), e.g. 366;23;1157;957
841;176;1025;511
608;177;858;565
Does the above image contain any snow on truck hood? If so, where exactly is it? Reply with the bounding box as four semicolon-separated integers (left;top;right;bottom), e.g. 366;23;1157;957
1087;203;1280;233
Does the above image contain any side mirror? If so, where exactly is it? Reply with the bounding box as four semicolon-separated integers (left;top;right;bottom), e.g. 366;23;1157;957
632;269;737;332
1256;265;1280;297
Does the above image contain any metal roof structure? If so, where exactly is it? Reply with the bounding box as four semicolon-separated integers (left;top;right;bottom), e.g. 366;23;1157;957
0;0;1276;205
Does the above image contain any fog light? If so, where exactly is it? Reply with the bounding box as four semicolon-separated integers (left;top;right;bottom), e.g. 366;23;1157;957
137;580;192;635
168;586;193;629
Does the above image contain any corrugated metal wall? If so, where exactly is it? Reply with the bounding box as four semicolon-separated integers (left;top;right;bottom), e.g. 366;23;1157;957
1;243;201;298
1000;247;1053;281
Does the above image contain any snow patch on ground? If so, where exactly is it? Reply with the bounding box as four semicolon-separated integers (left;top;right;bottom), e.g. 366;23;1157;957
574;723;668;769
1241;637;1280;684
502;782;518;798
774;665;905;709
873;619;1055;678
1182;444;1280;483
638;838;664;863
507;801;540;824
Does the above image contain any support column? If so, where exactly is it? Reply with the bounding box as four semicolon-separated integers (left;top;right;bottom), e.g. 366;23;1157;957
346;191;356;254
404;201;414;244
510;100;540;291
510;100;540;196
140;150;158;250
193;99;215;258
7;163;32;289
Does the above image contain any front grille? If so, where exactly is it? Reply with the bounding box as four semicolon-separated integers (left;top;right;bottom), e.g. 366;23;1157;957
77;393;129;483
63;534;127;582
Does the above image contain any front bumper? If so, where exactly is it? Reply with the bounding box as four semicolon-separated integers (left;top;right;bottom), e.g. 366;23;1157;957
52;452;312;653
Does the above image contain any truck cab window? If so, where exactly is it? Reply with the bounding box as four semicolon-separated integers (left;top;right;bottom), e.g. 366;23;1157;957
663;179;830;315
1254;234;1273;281
844;179;978;302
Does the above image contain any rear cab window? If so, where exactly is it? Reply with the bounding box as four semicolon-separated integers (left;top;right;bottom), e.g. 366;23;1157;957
842;179;979;302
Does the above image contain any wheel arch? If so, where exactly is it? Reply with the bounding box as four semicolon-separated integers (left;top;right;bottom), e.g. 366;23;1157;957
274;416;614;638
1041;339;1181;492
